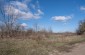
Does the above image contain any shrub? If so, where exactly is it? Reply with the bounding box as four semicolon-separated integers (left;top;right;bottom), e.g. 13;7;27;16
77;19;85;35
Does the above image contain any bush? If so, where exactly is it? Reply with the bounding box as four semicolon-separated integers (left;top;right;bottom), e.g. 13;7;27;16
77;19;85;35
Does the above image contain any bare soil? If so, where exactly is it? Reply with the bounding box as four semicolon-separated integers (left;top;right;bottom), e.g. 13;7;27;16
61;42;85;55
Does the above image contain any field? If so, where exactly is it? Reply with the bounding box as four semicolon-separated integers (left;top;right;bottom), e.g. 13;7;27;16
0;34;85;55
0;0;85;55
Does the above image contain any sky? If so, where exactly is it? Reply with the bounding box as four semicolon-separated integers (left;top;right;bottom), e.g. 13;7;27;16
0;0;85;32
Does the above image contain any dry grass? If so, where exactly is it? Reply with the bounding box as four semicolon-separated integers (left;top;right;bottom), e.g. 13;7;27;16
0;39;49;55
0;35;85;55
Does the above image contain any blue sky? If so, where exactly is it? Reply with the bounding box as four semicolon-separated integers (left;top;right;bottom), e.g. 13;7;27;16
38;0;85;32
1;0;85;32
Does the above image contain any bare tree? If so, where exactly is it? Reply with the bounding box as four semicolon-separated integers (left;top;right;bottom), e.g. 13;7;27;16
48;26;53;33
0;0;21;38
33;23;40;32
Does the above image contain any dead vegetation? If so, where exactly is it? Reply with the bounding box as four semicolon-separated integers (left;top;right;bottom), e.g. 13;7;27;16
0;34;85;55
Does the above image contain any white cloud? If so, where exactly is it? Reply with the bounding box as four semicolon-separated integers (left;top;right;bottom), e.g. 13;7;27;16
31;0;40;10
33;9;44;19
4;0;44;19
52;16;72;21
10;1;29;11
5;5;18;15
31;4;36;10
20;11;34;19
23;0;31;4
4;5;21;19
80;6;85;10
37;9;44;15
5;5;43;19
21;23;27;27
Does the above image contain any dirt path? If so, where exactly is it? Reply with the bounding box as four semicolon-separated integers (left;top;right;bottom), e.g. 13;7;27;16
61;42;85;55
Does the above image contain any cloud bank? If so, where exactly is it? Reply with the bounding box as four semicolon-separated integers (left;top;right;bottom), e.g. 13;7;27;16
4;0;44;20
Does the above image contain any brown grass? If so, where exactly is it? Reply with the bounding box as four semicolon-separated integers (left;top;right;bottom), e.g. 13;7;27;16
0;35;85;55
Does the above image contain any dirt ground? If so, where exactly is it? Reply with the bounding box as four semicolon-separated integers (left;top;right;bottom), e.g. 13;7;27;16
61;42;85;55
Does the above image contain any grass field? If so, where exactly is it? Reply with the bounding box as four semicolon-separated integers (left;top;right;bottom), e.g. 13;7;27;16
0;35;85;55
